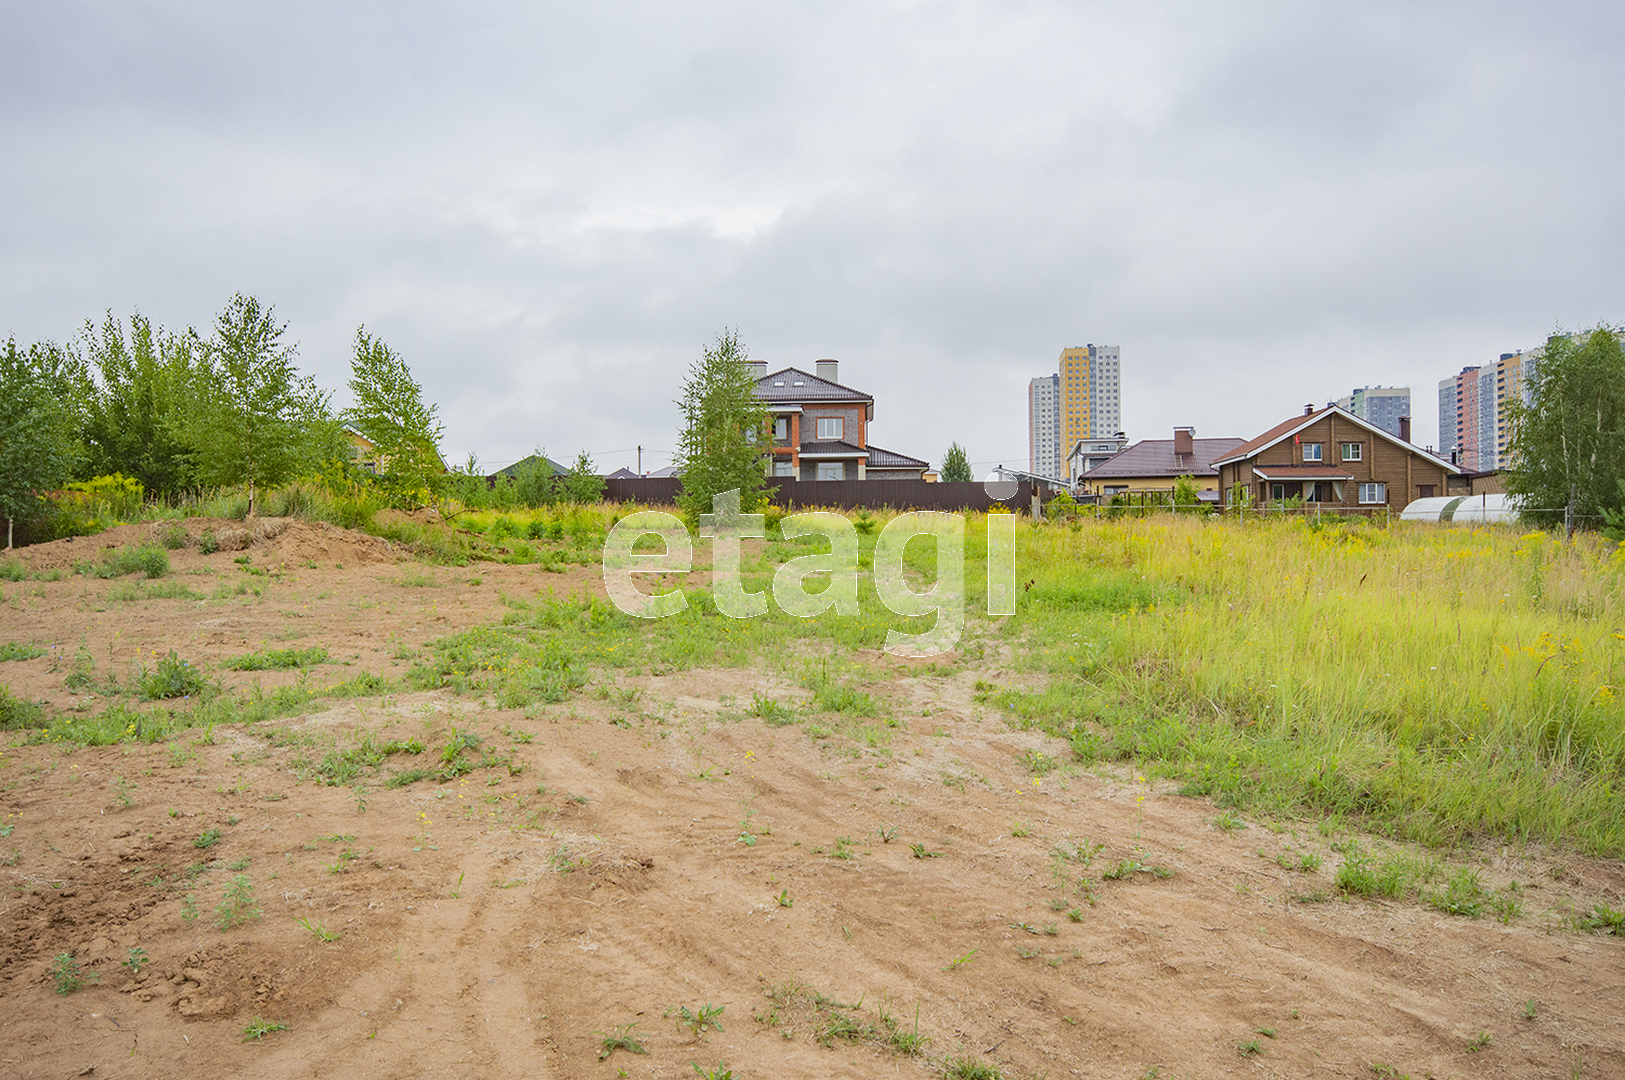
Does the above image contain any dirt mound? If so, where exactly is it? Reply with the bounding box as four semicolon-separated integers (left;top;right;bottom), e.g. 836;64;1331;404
3;516;401;571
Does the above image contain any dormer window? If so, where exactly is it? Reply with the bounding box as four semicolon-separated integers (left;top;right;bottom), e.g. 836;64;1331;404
773;381;784;387
793;380;804;386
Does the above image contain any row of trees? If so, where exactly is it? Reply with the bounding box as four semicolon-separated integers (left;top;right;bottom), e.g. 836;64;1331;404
0;294;458;544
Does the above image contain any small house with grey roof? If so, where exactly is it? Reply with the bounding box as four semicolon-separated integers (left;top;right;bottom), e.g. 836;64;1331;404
747;359;930;481
1075;428;1244;499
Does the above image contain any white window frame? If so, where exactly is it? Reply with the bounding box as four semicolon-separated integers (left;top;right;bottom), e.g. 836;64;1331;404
1302;442;1323;462
773;460;795;477
1358;482;1386;505
816;417;844;441
816;462;844;481
774;417;789;441
1340;442;1361;462
1270;483;1286;501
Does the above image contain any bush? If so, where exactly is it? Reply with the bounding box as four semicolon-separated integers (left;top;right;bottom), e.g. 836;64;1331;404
139;651;208;700
0;685;42;730
82;544;169;580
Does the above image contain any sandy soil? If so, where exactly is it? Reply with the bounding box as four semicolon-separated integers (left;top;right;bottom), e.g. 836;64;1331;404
0;522;1622;1079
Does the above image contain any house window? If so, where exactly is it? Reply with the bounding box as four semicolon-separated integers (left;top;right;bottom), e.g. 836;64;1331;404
1340;442;1361;461
816;417;844;441
1271;483;1285;501
774;417;789;441
1418;484;1435;499
1359;483;1386;504
773;461;795;477
1302;443;1323;462
816;462;844;481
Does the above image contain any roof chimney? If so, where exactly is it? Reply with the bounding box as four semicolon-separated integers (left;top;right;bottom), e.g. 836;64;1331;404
815;358;839;383
1173;427;1194;457
1398;416;1411;443
1303;403;1314;416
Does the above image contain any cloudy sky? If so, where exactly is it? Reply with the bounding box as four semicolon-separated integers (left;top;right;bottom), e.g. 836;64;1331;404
3;2;1621;473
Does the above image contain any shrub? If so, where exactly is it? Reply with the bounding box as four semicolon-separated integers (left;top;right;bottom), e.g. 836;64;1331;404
139;651;208;700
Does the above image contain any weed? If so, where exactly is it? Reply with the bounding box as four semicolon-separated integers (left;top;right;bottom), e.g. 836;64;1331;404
215;874;260;930
1578;901;1625;935
944;947;979;971
1369;1065;1410;1079
911;843;943;859
198;531;219;555
747;693;797;727
691;1064;732;1080
223;646;328;671
942;1056;1004;1079
1011;821;1031;838
242;1017;287;1041
1276;850;1322;873
1523;998;1538;1019
1466;1030;1492;1053
295;916;342;942
776;889;793;908
597;1021;649;1060
1237;1037;1262;1056
1213;809;1248;833
1020;748;1057;776
1425;867;1486;918
122;946;149;976
0;642;44;662
180;893;198;920
194;827;223;849
50;952;98;994
0;685;43;730
113;776;136;808
139;651;208;700
830;835;857;860
667;1002;725;1040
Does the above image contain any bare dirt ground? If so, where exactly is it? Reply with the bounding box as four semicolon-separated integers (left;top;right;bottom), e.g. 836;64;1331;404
1;521;1623;1079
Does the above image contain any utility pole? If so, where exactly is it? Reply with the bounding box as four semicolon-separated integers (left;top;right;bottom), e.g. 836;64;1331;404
637;445;643;477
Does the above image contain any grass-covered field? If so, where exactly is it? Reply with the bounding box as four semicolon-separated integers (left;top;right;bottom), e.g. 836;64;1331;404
1003;516;1625;857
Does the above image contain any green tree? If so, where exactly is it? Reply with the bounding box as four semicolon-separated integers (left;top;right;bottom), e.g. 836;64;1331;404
560;450;606;504
1504;326;1625;529
940;442;972;483
75;312;197;496
342;327;445;506
674;330;769;523
0;339;81;547
511;453;556;508
184;295;326;515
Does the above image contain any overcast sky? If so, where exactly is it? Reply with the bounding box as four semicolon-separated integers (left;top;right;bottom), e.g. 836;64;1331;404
3;2;1621;472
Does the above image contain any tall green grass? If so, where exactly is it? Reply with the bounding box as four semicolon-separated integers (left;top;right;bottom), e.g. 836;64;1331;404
999;516;1625;856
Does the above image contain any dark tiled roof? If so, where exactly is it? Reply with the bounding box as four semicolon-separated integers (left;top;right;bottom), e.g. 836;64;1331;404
604;467;639;479
1086;438;1245;479
866;444;928;469
798;440;868;457
755;367;872;404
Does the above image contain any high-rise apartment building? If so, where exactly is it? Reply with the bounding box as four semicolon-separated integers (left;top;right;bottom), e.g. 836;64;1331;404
1058;344;1121;482
1438;349;1540;471
1027;374;1061;480
1334;386;1411;438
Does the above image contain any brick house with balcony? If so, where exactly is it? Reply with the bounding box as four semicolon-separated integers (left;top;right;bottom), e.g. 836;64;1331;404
1211;405;1459;512
750;359;930;481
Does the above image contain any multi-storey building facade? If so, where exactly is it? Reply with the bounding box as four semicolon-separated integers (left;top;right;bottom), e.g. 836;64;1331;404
1028;374;1061;480
748;359;929;481
1058;344;1120;482
1438;349;1540;471
1334;386;1411;438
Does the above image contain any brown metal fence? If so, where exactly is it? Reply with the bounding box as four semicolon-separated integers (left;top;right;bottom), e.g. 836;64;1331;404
600;477;1034;513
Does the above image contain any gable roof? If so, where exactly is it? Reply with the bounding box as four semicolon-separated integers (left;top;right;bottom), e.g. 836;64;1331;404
866;444;929;469
488;453;569;479
1086;437;1245;480
755;367;873;405
1211;406;1460;473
